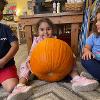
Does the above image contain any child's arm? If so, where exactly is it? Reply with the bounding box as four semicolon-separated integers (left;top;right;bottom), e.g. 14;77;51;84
0;41;19;68
82;44;95;60
26;37;38;61
26;37;38;69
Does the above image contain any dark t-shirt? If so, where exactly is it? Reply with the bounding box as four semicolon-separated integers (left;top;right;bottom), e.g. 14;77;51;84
0;23;18;68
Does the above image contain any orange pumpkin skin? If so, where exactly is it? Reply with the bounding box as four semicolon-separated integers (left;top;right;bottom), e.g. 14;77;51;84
30;38;74;82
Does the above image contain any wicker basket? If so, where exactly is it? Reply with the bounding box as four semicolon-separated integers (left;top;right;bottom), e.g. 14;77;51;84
65;2;83;12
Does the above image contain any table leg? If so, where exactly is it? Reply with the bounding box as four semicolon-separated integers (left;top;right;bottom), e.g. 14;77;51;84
71;24;79;56
24;25;33;53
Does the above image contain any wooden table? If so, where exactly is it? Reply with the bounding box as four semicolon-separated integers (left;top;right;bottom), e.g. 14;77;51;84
19;12;83;56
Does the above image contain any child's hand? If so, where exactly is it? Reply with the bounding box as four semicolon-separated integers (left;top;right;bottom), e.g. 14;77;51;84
26;61;31;71
0;58;6;68
82;51;95;60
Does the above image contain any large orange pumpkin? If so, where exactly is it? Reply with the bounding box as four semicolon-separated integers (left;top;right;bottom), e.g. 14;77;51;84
30;38;74;82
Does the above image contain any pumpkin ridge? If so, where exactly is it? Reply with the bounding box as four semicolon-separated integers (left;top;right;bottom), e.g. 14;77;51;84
56;40;67;71
55;40;62;70
47;38;52;72
59;43;67;68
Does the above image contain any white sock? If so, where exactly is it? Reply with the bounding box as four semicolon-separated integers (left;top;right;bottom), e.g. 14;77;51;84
17;83;25;87
73;75;80;80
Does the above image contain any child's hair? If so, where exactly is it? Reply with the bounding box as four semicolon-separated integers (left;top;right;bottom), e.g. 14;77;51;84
0;0;8;5
35;17;55;36
92;7;100;36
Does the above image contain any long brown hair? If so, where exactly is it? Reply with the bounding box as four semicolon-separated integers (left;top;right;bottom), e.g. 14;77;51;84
35;17;55;36
92;7;100;36
0;0;8;5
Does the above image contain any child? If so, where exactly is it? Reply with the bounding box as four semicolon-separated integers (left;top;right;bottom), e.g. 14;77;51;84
7;17;99;100
81;7;100;81
0;0;19;93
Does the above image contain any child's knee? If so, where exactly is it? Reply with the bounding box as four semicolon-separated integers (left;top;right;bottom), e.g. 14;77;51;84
6;85;15;92
2;79;18;92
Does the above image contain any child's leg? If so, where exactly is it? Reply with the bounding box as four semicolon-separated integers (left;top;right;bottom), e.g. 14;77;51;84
7;83;33;100
70;69;79;78
0;65;18;92
69;55;80;80
19;61;35;85
69;58;99;93
81;58;100;80
19;62;30;85
19;77;28;85
2;78;18;92
7;62;33;100
70;69;99;92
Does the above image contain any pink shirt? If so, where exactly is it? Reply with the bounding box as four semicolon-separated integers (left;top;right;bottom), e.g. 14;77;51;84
27;36;57;60
19;35;57;80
